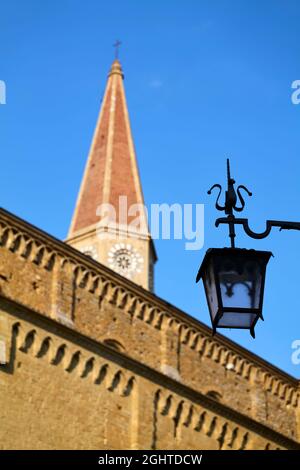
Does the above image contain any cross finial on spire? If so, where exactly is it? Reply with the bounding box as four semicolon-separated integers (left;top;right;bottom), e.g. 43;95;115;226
113;40;122;59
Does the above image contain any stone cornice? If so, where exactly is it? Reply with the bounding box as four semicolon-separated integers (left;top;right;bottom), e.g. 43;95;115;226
1;295;299;449
0;207;298;401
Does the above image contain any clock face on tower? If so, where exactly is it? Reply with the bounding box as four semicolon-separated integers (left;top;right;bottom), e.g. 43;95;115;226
108;243;143;279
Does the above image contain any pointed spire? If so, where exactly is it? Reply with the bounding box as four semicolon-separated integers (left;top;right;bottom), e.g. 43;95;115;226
67;57;156;290
68;58;145;236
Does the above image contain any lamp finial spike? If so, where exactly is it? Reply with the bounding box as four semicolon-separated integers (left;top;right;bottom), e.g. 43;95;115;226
227;158;231;184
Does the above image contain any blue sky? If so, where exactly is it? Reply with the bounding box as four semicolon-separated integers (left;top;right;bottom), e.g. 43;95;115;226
1;0;300;376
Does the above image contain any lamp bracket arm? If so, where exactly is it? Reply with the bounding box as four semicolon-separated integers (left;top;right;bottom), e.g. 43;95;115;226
215;217;300;240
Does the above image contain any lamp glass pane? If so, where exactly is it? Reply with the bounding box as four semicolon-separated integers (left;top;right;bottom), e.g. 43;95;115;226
218;258;262;310
218;312;257;328
204;261;219;320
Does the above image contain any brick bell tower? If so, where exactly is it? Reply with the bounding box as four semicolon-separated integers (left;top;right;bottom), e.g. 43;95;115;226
67;58;156;291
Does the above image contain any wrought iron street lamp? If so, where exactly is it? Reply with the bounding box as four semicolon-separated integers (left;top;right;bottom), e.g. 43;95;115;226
196;160;300;338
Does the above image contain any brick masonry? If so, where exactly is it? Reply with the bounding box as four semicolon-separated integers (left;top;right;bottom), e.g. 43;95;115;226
0;208;299;450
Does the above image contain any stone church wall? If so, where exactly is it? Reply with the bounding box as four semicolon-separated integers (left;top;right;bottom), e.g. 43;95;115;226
0;209;299;448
